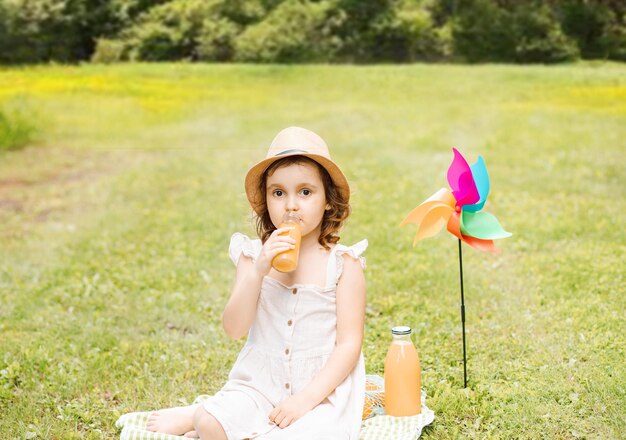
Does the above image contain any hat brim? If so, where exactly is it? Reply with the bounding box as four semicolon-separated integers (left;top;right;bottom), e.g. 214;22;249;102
245;153;350;215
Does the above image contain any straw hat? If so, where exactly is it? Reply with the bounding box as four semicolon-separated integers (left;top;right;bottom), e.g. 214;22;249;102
245;127;350;215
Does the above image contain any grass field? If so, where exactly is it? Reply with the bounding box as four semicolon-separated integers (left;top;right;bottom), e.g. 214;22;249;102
1;62;624;439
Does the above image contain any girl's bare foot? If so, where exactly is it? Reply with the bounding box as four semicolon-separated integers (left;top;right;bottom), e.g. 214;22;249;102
184;431;199;438
146;404;198;435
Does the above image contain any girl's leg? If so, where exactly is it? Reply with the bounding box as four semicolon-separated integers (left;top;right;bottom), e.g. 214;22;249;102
192;405;228;440
146;403;198;435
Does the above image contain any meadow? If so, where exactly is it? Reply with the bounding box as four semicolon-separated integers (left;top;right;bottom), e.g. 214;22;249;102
0;62;624;439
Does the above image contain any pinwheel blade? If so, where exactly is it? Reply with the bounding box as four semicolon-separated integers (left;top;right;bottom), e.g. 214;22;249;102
447;210;464;240
461;235;500;254
400;188;455;226
411;205;454;245
447;148;480;208
463;156;490;213
448;211;501;254
460;211;512;240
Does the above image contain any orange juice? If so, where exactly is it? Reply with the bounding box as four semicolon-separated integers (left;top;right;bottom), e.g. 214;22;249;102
272;213;301;272
384;326;421;416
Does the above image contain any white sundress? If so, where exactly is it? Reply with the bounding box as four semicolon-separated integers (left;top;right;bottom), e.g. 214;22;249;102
202;233;368;440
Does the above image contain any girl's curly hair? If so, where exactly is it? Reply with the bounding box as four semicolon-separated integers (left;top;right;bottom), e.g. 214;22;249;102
254;156;350;250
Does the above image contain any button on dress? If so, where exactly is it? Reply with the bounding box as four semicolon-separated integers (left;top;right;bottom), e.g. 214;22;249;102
202;233;368;440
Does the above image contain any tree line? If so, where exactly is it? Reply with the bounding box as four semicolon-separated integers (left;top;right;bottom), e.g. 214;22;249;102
0;0;624;64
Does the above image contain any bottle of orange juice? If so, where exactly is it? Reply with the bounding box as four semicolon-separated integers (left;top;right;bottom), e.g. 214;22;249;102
384;326;421;416
272;212;301;272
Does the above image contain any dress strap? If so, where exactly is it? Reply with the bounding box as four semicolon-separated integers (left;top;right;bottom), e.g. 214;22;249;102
229;233;262;266
325;239;368;289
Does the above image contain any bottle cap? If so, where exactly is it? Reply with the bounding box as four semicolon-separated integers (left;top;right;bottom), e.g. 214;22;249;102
391;326;412;335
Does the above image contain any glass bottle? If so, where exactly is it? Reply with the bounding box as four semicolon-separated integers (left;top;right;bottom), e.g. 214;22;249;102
271;212;302;273
384;326;422;416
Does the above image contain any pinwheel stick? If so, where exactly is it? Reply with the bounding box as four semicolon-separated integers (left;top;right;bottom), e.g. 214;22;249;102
458;238;468;388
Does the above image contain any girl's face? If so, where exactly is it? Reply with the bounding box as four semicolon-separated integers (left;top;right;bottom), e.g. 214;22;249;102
265;161;328;238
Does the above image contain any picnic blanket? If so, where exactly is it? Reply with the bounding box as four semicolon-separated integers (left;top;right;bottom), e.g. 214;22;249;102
116;376;435;440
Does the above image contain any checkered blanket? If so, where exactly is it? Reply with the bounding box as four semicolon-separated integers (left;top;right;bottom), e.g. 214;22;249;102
116;379;434;440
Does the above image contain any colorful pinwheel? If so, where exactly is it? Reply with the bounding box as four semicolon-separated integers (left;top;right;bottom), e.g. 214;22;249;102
401;147;512;388
401;148;511;253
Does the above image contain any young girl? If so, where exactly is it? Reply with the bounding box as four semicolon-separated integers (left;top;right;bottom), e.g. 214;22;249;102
147;126;367;439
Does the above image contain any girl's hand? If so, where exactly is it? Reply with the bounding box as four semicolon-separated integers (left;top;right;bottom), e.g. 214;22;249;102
268;393;315;429
255;227;296;277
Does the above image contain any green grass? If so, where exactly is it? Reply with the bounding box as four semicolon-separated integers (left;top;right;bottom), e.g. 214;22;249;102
0;104;38;152
0;62;624;439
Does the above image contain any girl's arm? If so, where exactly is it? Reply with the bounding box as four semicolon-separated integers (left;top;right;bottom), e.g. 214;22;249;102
222;228;295;340
268;254;366;428
222;255;264;340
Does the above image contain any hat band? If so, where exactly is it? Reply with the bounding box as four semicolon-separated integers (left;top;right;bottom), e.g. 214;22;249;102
276;149;307;156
